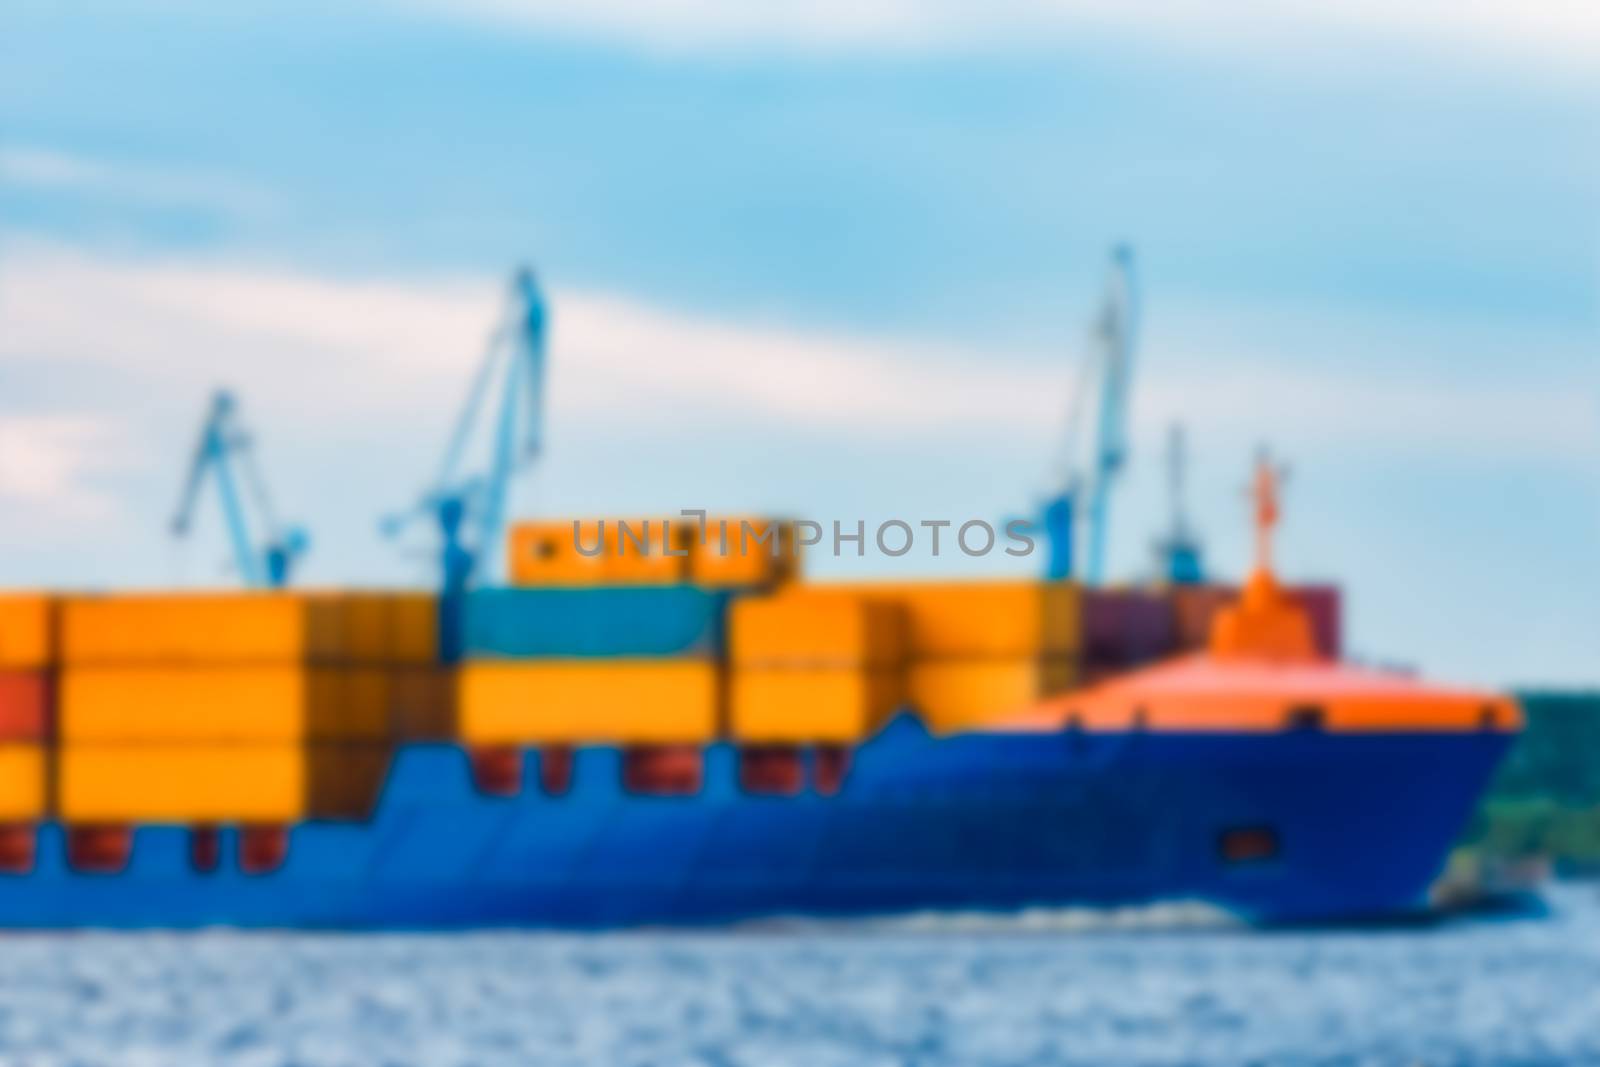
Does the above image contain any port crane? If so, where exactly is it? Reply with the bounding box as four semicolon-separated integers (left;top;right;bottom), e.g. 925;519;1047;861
170;389;308;588
385;266;547;605
1038;244;1138;584
1153;423;1204;583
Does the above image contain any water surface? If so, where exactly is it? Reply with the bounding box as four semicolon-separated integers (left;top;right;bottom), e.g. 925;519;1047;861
0;888;1595;1066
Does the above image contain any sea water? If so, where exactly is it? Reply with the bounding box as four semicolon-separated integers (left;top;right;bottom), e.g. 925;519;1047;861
0;886;1594;1066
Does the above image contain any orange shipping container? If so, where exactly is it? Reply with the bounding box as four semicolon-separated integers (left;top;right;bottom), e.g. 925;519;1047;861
508;519;692;585
0;594;55;669
602;519;692;584
61;667;393;743
58;744;391;823
729;589;905;669
690;517;801;587
62;593;358;665
908;657;1078;734
458;660;719;744
0;745;46;820
730;667;904;743
508;521;609;586
831;580;1081;659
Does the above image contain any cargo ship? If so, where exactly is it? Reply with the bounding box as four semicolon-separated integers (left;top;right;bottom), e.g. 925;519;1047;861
0;473;1518;928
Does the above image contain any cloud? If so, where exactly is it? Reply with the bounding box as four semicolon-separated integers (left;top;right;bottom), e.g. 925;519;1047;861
0;147;281;219
1;239;1593;465
0;240;1067;439
395;0;1600;75
0;415;137;523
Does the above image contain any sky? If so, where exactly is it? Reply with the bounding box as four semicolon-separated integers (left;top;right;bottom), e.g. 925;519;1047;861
0;0;1596;687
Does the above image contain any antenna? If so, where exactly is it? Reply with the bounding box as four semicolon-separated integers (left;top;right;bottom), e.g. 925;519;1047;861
1249;445;1290;575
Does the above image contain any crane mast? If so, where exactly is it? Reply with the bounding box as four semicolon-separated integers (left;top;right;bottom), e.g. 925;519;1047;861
1154;422;1204;583
1038;245;1139;585
385;266;547;653
1083;244;1137;584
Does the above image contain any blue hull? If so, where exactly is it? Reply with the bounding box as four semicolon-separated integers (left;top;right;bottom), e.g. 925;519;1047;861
0;718;1511;928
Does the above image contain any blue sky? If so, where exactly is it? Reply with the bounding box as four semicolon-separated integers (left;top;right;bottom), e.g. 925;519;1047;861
1;1;1596;686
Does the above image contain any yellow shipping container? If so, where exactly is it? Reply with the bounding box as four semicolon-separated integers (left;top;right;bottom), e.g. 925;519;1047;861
730;667;904;743
833;580;1081;659
61;593;360;665
58;744;391;823
0;745;46;819
0;593;55;669
690;517;801;587
908;657;1078;734
729;589;906;668
459;660;719;743
61;667;392;743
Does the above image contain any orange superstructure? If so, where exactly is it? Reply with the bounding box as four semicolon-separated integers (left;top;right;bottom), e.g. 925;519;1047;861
1006;453;1521;737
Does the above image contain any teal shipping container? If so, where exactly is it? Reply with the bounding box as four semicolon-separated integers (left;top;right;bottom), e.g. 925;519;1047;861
461;587;732;659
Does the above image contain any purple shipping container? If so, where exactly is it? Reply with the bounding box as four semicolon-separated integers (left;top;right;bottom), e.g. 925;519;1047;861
1081;590;1178;668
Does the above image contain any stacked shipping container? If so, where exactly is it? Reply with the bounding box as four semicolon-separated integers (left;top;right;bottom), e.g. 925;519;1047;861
4;513;1347;833
811;581;1338;732
469;516;804;792
56;592;434;827
727;588;907;743
0;595;55;832
819;581;1082;734
457;587;729;746
469;517;802;746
